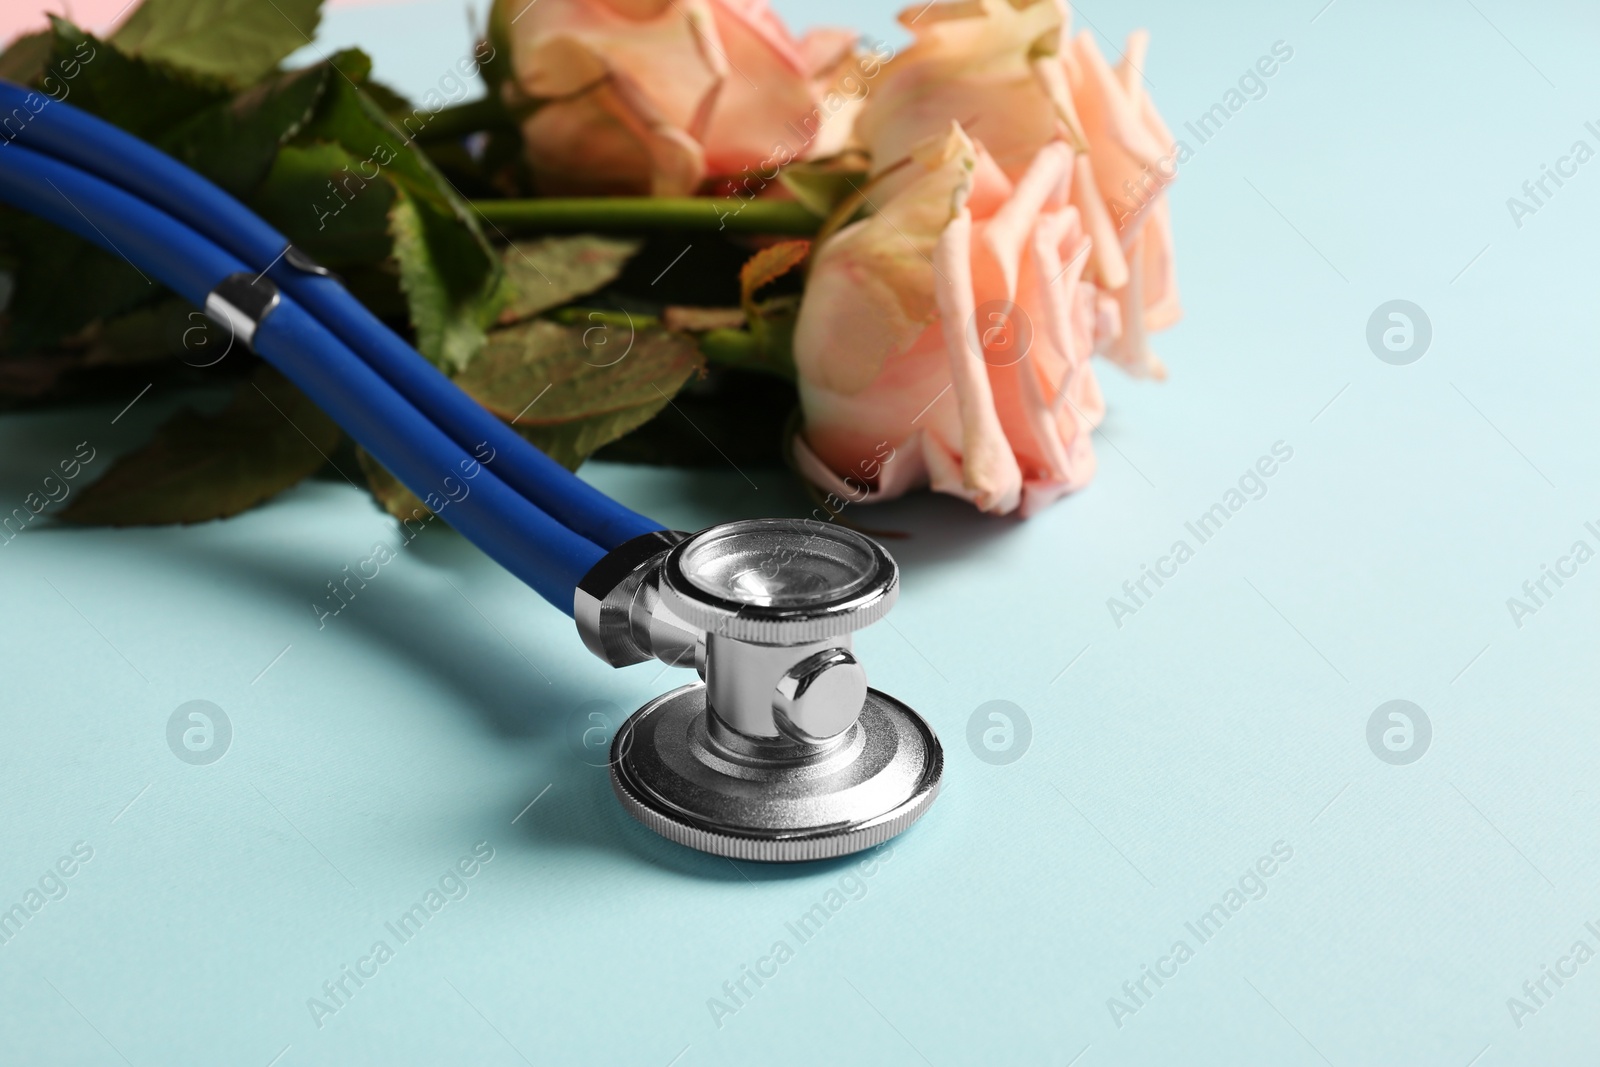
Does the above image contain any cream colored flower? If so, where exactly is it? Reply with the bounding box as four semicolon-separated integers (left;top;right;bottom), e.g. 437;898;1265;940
792;0;1182;516
493;0;859;196
793;125;1104;516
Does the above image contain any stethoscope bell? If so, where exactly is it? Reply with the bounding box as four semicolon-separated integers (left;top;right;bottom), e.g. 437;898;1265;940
575;519;943;861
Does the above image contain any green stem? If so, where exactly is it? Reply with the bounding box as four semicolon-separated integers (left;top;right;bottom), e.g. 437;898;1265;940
404;95;516;142
698;328;795;380
470;197;823;236
548;308;659;331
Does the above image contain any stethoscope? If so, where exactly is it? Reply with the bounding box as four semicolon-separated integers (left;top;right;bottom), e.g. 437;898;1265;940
0;81;941;862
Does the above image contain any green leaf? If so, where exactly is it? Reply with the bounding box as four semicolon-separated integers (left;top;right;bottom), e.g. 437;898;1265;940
0;211;156;351
360;79;413;116
390;189;499;372
58;366;341;525
285;70;504;370
295;68;450;209
159;61;332;196
0;21;240;353
84;298;227;365
454;319;703;470
739;241;809;315
498;236;641;325
111;0;323;88
0;30;53;84
45;20;228;138
251;141;398;267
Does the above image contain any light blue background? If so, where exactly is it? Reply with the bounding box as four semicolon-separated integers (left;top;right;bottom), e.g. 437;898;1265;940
6;0;1600;1063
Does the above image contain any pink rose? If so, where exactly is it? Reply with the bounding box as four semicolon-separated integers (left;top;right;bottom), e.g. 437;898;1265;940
493;0;859;195
792;0;1181;516
1058;28;1181;377
793;124;1106;516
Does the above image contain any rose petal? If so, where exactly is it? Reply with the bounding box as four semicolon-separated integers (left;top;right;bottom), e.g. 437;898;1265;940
858;0;1066;182
793;123;978;394
503;0;847;192
932;207;1023;513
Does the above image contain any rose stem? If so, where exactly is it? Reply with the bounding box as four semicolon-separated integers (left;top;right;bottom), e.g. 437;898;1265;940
696;328;796;379
403;96;517;142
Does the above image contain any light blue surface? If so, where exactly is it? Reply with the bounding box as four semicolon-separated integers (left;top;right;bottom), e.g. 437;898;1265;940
7;0;1600;1063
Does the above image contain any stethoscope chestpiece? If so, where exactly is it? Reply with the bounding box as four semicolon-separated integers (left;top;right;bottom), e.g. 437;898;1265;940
576;519;943;862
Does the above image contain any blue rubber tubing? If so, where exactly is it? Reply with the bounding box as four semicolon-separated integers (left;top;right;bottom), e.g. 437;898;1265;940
0;140;603;612
0;79;664;551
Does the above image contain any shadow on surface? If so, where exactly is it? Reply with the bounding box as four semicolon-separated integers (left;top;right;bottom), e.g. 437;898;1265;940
28;510;589;742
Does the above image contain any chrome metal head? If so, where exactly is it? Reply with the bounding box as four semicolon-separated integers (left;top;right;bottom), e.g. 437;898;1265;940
575;518;943;861
661;518;897;637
